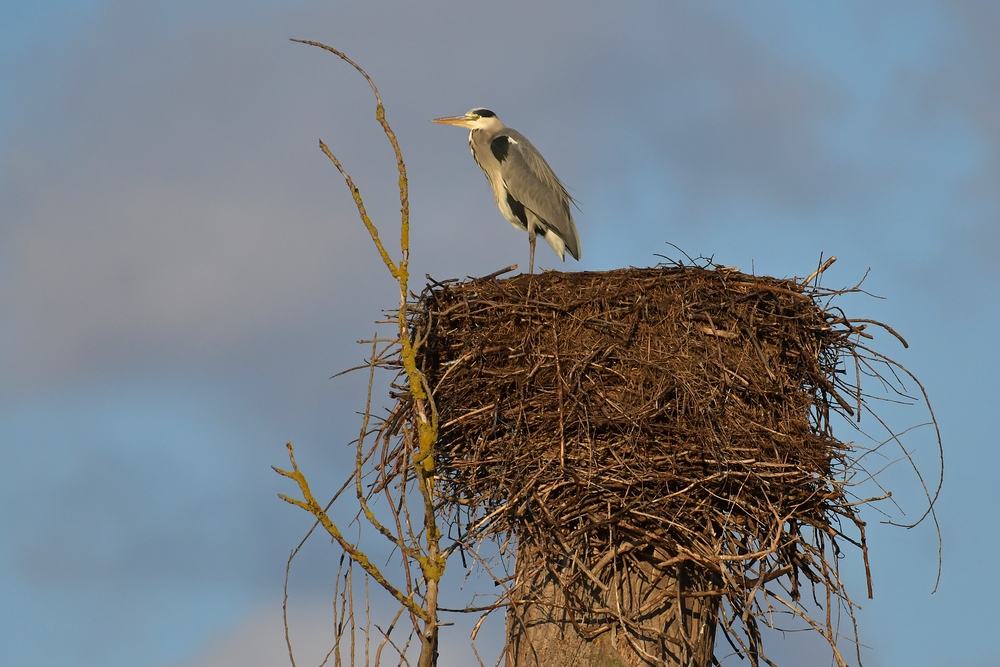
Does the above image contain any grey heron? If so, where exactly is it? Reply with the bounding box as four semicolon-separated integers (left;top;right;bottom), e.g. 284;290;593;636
432;109;580;274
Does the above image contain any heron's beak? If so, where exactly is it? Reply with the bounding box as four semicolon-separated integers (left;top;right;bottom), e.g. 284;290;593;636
431;115;473;128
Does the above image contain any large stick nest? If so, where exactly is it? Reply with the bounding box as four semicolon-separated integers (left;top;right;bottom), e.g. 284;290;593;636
393;264;935;665
414;265;863;552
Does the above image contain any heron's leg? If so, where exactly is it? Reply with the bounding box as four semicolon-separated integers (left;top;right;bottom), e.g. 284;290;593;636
528;229;536;274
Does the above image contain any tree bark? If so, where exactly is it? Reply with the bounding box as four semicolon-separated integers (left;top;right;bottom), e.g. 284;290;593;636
506;540;718;667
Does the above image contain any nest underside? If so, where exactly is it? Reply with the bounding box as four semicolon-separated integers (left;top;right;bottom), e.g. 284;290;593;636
408;267;867;600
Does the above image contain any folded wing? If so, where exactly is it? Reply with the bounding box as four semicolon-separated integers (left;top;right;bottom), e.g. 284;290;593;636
491;130;581;260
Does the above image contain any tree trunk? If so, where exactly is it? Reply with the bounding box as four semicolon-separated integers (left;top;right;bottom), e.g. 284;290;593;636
506;540;718;667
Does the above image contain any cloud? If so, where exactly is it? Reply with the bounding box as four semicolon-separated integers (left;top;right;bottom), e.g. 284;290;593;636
0;4;397;388
5;2;995;392
1;1;864;387
173;597;506;667
179;600;866;667
173;603;335;667
920;1;1000;262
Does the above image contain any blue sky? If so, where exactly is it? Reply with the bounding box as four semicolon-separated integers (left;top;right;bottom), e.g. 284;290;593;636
1;2;997;666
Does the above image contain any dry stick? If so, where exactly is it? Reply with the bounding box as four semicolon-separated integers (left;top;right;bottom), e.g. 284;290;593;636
291;40;405;272
283;471;358;667
469;642;489;667
552;315;567;468
802;256;837;286
355;342;424;630
292;39;435;441
771;591;849;667
289;39;445;667
348;566;357;667
332;556;346;667
275;443;430;621
283;555;301;667
375;410;418;609
374;619;414;667
356;337;421;558
853;347;943;590
374;606;406;667
471;264;519;281
365;575;372;667
850;318;909;348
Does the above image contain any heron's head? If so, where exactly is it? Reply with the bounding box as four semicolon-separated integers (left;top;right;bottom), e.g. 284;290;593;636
431;108;503;131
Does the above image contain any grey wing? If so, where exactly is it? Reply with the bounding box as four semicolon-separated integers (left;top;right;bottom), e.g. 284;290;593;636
491;129;581;260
